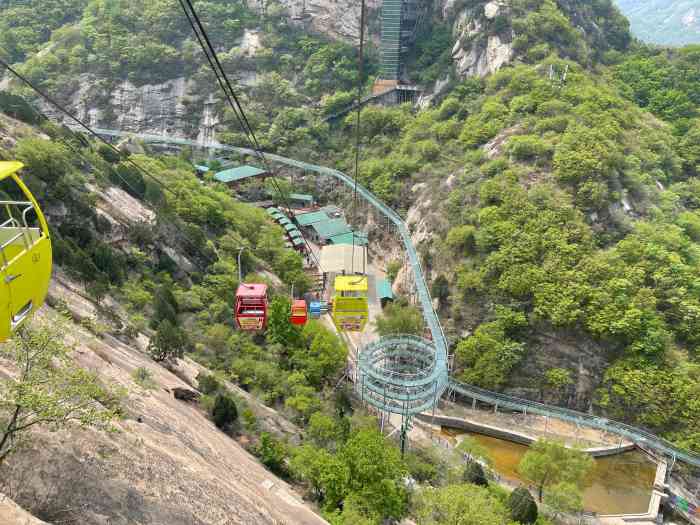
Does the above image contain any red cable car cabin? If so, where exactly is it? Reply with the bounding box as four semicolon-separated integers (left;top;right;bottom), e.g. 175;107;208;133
235;283;268;331
290;299;308;326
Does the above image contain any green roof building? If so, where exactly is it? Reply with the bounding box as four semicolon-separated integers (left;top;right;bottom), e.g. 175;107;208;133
310;219;352;243
329;232;368;246
296;211;331;227
214;165;267;184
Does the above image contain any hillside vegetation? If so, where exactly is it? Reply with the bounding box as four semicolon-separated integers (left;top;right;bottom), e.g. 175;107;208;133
2;0;700;523
304;0;700;452
615;0;700;46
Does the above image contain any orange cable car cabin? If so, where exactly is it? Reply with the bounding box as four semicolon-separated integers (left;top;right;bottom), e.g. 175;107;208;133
290;299;307;326
235;283;268;331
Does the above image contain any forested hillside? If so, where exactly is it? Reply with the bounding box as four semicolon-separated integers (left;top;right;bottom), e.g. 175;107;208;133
308;1;700;451
2;0;699;464
615;0;700;46
2;0;700;523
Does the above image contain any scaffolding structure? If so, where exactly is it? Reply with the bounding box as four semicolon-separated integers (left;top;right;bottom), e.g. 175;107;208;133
378;0;419;83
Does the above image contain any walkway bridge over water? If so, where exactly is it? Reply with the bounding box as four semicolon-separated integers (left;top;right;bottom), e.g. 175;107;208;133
76;127;700;469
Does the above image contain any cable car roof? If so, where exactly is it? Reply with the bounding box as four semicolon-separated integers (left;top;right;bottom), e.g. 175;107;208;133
335;275;368;292
236;283;268;296
0;161;24;181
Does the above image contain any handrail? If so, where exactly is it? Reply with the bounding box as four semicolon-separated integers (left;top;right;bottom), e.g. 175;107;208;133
73;127;700;466
449;379;700;467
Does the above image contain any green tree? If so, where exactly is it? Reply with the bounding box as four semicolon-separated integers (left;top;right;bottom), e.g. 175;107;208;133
456;308;527;390
294;322;347;387
0;319;119;465
517;439;593;502
267;296;302;349
509;486;538;524
212;392;238;431
284;372;321;423
148;319;188;362
341;428;408;520
544;368;573;399
290;444;350;509
544;481;584;516
463;461;488;486
308;412;345;451
414;484;510;525
256;432;287;476
375;302;423;337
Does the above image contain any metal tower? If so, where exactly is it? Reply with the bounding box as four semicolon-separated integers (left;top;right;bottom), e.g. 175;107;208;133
374;0;419;98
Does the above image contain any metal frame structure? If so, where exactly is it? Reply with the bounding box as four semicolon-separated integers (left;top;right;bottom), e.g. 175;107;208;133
73;128;700;468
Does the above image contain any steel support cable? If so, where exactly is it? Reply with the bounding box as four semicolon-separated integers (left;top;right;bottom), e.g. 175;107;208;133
176;0;253;147
178;0;320;269
5;91;147;204
0;61;235;269
350;0;366;275
0;58;183;203
179;0;319;267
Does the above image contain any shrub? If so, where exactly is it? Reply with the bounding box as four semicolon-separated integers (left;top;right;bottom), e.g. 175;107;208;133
197;372;223;395
256;432;287;476
148;319;188;362
212;392;238;430
386;260;402;283
509;486;538;524
463;461;488;486
132;367;156;390
507;135;552;162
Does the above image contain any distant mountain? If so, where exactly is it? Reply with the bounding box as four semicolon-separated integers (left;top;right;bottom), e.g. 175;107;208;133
615;0;700;45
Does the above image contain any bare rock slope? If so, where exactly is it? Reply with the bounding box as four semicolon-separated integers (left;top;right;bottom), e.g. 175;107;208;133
0;302;325;525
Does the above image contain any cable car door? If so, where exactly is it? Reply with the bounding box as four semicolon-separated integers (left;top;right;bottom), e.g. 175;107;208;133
0;164;52;340
0;255;12;340
5;234;40;330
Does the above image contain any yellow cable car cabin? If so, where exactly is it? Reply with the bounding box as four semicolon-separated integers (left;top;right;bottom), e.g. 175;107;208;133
0;162;52;342
332;275;369;332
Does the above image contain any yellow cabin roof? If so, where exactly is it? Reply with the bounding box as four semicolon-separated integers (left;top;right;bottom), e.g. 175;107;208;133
335;275;368;292
0;161;23;181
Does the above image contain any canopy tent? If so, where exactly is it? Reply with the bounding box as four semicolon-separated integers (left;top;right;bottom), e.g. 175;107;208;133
319;244;367;275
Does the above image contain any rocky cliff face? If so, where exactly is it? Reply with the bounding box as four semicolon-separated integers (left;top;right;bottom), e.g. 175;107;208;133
445;1;514;78
245;0;381;42
38;28;268;144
